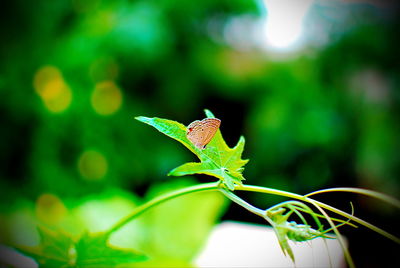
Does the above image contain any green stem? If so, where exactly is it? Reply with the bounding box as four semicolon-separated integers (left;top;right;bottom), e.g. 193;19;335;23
306;197;355;268
105;182;220;237
305;187;400;209
221;188;354;266
219;188;264;217
236;184;400;244
292;206;358;228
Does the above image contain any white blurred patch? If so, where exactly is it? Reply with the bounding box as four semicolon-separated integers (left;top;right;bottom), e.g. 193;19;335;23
195;221;347;268
214;0;315;58
0;245;38;268
261;0;314;51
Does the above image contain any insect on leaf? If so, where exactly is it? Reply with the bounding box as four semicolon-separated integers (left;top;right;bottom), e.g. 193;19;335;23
135;109;248;190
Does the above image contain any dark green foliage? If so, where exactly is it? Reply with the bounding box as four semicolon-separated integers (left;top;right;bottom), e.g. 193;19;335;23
1;0;399;267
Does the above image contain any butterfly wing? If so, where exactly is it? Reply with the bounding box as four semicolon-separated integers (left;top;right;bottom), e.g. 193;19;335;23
200;118;221;148
187;118;221;149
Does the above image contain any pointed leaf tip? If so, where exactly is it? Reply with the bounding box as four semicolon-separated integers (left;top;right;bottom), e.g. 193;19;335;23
135;116;151;123
204;109;215;118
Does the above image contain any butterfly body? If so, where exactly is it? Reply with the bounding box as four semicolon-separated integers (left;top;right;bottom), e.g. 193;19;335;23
186;118;221;149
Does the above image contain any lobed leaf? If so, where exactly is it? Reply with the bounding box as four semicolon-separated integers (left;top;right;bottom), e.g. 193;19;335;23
75;232;147;267
136;109;248;190
14;226;147;267
14;226;74;267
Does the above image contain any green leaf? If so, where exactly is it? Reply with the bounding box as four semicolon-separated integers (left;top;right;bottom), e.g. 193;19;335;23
138;179;228;262
266;206;340;263
266;209;295;262
14;226;147;267
135;109;248;190
273;224;295;262
285;222;324;242
75;232;147;267
14;225;75;267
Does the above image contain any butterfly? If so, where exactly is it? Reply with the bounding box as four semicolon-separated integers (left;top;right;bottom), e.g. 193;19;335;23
186;118;221;149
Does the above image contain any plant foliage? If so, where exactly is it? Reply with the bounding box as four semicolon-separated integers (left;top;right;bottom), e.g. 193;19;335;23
15;226;146;267
136;109;248;190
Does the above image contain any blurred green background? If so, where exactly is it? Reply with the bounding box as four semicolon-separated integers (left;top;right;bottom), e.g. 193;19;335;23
0;0;399;267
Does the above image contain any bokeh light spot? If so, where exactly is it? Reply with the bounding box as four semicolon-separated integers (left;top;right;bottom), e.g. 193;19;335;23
35;193;67;224
91;81;123;115
33;66;72;113
262;0;314;51
78;150;108;180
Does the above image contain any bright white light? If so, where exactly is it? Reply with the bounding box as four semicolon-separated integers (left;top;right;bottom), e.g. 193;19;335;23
263;0;314;51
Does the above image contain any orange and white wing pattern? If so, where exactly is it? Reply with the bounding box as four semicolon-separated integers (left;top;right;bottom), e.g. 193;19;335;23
186;118;221;149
